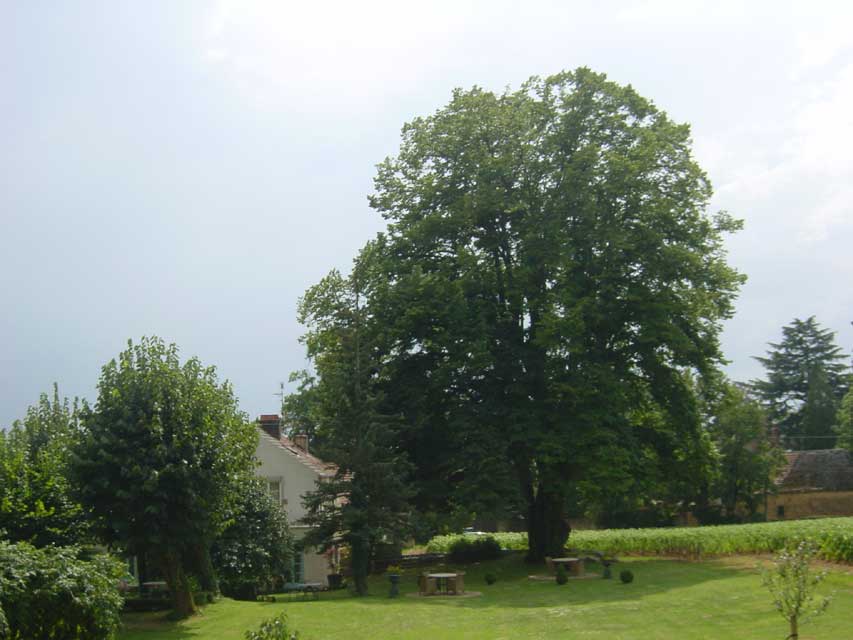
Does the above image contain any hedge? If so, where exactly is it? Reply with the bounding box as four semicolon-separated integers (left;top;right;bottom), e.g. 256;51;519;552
425;517;853;562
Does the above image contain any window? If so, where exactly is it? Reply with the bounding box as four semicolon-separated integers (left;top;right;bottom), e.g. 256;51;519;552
777;505;785;519
293;550;304;582
267;479;282;504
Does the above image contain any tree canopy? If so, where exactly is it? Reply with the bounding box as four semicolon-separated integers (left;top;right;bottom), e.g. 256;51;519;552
753;316;850;449
300;68;744;559
296;269;411;596
0;385;89;547
71;337;258;617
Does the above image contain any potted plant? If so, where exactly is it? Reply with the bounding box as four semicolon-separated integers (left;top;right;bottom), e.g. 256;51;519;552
386;564;403;598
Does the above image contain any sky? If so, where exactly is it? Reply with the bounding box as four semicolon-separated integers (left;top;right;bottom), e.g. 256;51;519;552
2;1;852;427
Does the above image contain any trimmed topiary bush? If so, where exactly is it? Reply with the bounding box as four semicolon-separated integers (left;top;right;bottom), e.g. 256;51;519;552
485;573;497;585
555;565;568;585
448;535;502;563
620;569;634;584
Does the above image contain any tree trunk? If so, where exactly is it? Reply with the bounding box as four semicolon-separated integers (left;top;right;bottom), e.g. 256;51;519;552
189;543;219;594
159;550;197;618
788;617;798;640
351;537;370;596
525;484;571;563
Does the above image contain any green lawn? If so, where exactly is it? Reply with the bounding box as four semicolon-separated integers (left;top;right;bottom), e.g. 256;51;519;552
120;556;853;640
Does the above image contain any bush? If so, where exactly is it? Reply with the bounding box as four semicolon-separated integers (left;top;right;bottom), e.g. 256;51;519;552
447;535;502;563
0;541;124;640
484;573;497;585
245;613;300;640
212;479;293;600
555;565;568;585
620;569;634;584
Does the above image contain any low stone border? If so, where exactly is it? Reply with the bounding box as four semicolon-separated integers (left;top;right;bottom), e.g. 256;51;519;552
527;574;601;581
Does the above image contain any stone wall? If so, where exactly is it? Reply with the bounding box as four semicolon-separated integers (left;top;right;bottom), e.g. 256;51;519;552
766;490;853;521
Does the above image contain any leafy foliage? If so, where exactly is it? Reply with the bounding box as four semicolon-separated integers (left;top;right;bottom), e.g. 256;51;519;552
555;564;568;585
619;569;634;584
296;271;412;596
71;337;258;617
835;387;853;451
426;518;853;562
244;613;300;640
753;317;850;449
353;67;744;560
447;535;502;563
0;384;89;546
211;479;293;600
761;540;832;640
706;382;784;519
0;541;124;640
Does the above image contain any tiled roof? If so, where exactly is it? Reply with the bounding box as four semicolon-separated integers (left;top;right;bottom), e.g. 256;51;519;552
775;449;853;493
257;428;337;478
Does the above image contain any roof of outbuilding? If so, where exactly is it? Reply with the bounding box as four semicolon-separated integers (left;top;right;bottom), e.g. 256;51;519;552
775;449;853;493
257;428;337;478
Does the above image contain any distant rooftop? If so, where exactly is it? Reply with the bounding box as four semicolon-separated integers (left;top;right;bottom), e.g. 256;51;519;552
775;449;853;493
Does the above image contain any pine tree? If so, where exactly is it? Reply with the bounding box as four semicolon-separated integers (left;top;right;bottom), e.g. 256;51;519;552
295;269;411;596
753;317;849;449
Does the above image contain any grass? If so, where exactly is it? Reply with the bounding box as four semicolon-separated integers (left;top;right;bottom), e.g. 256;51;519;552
119;554;853;640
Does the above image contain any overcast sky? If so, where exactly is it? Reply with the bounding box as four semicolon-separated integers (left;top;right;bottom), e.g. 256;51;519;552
2;1;852;427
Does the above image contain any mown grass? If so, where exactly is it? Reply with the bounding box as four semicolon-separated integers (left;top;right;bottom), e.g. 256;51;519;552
427;517;853;562
120;554;853;640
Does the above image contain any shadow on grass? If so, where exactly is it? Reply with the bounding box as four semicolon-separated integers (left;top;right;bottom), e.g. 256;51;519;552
120;611;199;640
280;556;753;612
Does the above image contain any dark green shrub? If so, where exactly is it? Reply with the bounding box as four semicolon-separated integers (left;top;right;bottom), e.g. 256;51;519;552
245;613;300;640
555;565;568;585
448;535;502;563
212;479;293;600
620;569;634;584
484;573;497;585
0;541;124;640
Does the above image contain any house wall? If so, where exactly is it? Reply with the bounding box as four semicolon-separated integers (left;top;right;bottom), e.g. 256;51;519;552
255;433;329;585
766;491;853;521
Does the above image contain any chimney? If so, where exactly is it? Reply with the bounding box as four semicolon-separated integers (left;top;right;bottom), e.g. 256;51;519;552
292;433;309;452
258;414;282;441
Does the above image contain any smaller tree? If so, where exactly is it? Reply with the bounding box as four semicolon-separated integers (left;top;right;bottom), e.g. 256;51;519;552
761;540;832;640
211;479;293;600
0;385;89;547
296;269;412;596
708;383;783;519
833;387;853;452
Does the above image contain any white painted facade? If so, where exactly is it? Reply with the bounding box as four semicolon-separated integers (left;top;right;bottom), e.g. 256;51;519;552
255;427;333;586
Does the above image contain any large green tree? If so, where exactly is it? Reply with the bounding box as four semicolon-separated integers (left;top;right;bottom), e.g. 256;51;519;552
71;337;258;617
356;68;744;560
0;385;89;547
753;317;850;449
295;269;411;596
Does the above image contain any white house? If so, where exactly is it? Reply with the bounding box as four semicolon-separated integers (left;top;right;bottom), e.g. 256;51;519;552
254;414;337;586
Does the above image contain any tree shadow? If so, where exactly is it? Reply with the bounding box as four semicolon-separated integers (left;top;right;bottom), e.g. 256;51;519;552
119;610;207;639
298;556;755;612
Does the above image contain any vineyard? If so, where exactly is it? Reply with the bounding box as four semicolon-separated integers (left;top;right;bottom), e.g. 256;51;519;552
425;517;853;562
